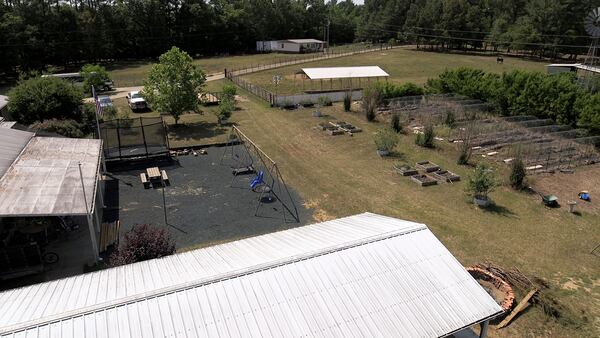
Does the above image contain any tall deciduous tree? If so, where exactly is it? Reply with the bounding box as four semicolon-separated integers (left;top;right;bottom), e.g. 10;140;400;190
143;46;206;124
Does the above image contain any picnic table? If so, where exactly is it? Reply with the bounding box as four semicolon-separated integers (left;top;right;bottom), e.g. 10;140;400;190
146;167;161;180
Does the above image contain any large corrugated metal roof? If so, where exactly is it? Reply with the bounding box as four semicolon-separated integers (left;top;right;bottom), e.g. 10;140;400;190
0;213;502;337
301;66;389;80
0;137;102;216
0;128;34;178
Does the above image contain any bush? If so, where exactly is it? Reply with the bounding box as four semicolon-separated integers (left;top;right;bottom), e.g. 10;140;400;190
318;96;332;106
509;157;526;189
466;164;499;200
222;84;237;98
390;113;402;133
444;111;456;128
415;124;435;148
110;224;175;266
29;119;87;138
300;100;314;107
8;76;83;125
343;92;352;112
362;84;381;122
216;96;234;122
374;127;399;152
457;141;472;165
374;81;424;99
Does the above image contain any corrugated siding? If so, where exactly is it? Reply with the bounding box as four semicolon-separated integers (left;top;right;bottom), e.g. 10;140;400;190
0;137;101;216
0;213;502;337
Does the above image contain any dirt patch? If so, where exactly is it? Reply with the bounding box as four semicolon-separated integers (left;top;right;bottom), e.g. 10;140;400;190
303;198;334;222
531;164;600;216
479;279;509;304
562;280;580;291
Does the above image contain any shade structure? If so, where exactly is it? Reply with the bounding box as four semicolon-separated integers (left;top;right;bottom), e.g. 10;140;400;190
0;212;502;337
301;66;389;80
0;136;102;216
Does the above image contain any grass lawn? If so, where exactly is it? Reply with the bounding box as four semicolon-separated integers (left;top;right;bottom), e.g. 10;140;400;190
110;79;240;147
242;48;548;94
173;87;599;337
107;43;376;87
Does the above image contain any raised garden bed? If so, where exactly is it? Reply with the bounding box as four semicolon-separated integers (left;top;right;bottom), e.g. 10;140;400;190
394;164;418;176
330;121;362;134
431;170;461;182
416;161;440;172
410;174;438;186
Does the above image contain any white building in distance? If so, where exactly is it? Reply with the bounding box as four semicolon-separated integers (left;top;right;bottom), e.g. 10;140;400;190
257;39;325;53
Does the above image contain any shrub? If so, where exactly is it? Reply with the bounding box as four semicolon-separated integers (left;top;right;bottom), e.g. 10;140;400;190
466;164;499;200
509;157;526;189
300;100;314;107
8;76;83;125
362;84;381;122
457;141;472;165
29;119;87;138
222;84;237;98
110;224;176;266
216;96;234;122
374;81;424;99
343;92;352;112
374;127;399;152
444;111;456;128
415;124;435;148
318;96;332;106
390;113;402;133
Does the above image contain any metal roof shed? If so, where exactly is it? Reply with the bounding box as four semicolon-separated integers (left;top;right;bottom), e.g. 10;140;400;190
301;66;389;80
0;212;502;338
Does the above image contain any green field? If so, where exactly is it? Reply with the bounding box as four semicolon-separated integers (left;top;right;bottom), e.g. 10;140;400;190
107;43;379;87
242;48;547;94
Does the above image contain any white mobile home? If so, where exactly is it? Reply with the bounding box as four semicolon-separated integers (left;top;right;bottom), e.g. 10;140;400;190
257;39;325;53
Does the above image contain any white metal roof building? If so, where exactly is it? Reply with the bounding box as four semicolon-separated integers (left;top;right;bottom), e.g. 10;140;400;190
0;212;502;338
256;39;325;53
301;66;389;80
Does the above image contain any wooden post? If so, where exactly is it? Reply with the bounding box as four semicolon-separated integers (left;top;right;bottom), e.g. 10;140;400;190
479;320;489;338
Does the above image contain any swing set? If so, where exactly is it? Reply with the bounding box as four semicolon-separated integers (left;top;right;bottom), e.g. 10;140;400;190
220;126;300;223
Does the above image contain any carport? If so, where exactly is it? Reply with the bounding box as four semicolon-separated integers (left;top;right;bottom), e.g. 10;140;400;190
0;131;104;278
298;65;389;91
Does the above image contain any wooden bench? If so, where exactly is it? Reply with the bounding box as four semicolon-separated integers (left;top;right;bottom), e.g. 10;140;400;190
140;173;150;189
161;170;169;184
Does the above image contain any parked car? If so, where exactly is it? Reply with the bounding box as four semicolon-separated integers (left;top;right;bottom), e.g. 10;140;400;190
97;95;113;109
126;91;148;110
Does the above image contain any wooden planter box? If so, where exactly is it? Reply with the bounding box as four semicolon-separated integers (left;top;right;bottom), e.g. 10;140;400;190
394;164;418;176
416;161;441;172
411;174;438;186
431;170;461;182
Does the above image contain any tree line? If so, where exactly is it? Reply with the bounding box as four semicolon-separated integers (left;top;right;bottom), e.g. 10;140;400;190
0;0;360;74
1;0;597;75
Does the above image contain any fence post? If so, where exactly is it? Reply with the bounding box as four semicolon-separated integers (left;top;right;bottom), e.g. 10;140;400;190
140;117;149;158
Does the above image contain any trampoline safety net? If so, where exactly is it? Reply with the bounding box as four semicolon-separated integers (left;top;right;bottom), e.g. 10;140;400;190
99;117;169;160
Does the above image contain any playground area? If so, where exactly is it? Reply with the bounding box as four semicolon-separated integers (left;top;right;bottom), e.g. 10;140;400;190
107;138;311;250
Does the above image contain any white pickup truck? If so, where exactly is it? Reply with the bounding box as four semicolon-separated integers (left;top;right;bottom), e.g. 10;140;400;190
126;91;148;111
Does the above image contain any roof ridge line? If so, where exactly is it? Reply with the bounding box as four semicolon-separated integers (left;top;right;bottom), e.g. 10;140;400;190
1;222;427;335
